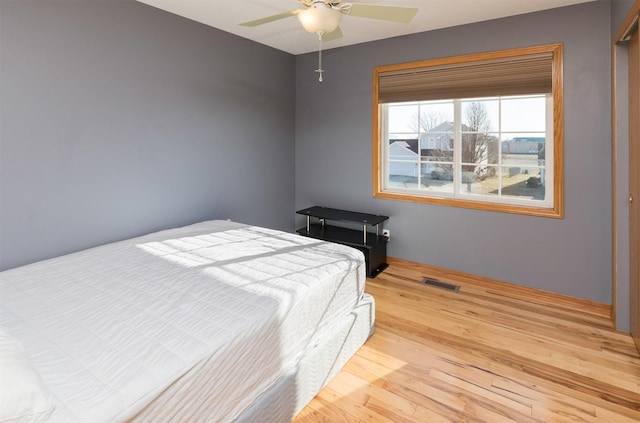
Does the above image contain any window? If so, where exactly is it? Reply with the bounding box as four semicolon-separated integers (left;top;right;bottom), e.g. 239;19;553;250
372;44;563;218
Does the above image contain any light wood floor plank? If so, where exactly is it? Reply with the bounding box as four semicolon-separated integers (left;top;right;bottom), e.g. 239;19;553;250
292;257;640;422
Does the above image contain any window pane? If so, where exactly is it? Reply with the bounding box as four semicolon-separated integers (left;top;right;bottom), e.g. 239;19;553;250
461;134;500;169
462;99;498;132
500;133;546;152
421;162;454;194
418;101;453;131
502;153;543;169
388;103;419;133
501;96;546;132
500;133;546;186
460;164;499;197
388;164;419;189
389;138;419;177
502;173;545;201
420;132;453;159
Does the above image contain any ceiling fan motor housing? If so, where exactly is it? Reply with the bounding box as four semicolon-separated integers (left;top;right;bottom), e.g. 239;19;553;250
297;2;343;35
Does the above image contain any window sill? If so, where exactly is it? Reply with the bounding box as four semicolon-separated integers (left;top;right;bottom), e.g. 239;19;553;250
373;190;563;218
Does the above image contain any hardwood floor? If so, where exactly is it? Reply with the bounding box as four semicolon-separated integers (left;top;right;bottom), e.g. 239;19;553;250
293;257;640;423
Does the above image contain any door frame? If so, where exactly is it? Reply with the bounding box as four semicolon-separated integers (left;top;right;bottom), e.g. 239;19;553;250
612;0;639;344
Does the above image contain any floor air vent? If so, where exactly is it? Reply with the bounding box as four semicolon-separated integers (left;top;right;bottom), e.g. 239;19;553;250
422;278;460;292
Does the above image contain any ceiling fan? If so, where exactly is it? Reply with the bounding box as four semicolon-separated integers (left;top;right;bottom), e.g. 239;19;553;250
239;0;418;81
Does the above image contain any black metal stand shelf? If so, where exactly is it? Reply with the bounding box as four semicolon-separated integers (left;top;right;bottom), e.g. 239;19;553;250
296;206;389;278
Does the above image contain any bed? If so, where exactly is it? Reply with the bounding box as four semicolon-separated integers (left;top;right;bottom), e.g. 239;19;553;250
0;220;375;422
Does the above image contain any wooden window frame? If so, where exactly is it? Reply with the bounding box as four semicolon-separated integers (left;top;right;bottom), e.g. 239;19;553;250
372;44;564;218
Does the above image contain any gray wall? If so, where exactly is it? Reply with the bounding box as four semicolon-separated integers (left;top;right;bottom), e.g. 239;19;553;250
0;0;295;270
295;1;614;305
611;0;636;35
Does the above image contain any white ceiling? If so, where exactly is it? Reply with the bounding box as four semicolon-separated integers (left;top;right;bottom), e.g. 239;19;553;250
136;0;594;55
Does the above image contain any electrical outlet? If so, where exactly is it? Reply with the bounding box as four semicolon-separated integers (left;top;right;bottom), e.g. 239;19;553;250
382;229;390;240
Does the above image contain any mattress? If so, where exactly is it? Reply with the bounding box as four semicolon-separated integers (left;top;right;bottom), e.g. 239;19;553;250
236;293;374;422
0;220;368;422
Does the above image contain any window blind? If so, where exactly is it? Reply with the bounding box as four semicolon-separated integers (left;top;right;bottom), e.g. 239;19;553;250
377;52;554;103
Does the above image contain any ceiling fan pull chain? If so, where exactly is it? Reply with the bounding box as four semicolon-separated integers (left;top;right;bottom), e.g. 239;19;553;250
315;32;324;82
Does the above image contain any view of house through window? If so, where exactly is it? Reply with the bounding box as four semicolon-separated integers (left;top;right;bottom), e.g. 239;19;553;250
386;95;550;203
373;44;563;217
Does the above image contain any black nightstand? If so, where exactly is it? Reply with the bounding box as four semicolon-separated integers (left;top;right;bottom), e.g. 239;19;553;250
296;206;389;278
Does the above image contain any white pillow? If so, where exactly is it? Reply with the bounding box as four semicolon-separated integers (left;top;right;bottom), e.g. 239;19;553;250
0;327;55;423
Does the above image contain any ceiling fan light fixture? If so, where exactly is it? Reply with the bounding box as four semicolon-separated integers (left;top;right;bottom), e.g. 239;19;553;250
297;3;342;35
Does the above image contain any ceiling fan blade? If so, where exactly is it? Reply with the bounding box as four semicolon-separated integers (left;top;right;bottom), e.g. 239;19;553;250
347;4;418;23
323;26;343;42
239;10;299;27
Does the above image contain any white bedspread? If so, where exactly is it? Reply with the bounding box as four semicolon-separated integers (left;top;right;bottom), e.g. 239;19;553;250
0;220;367;422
